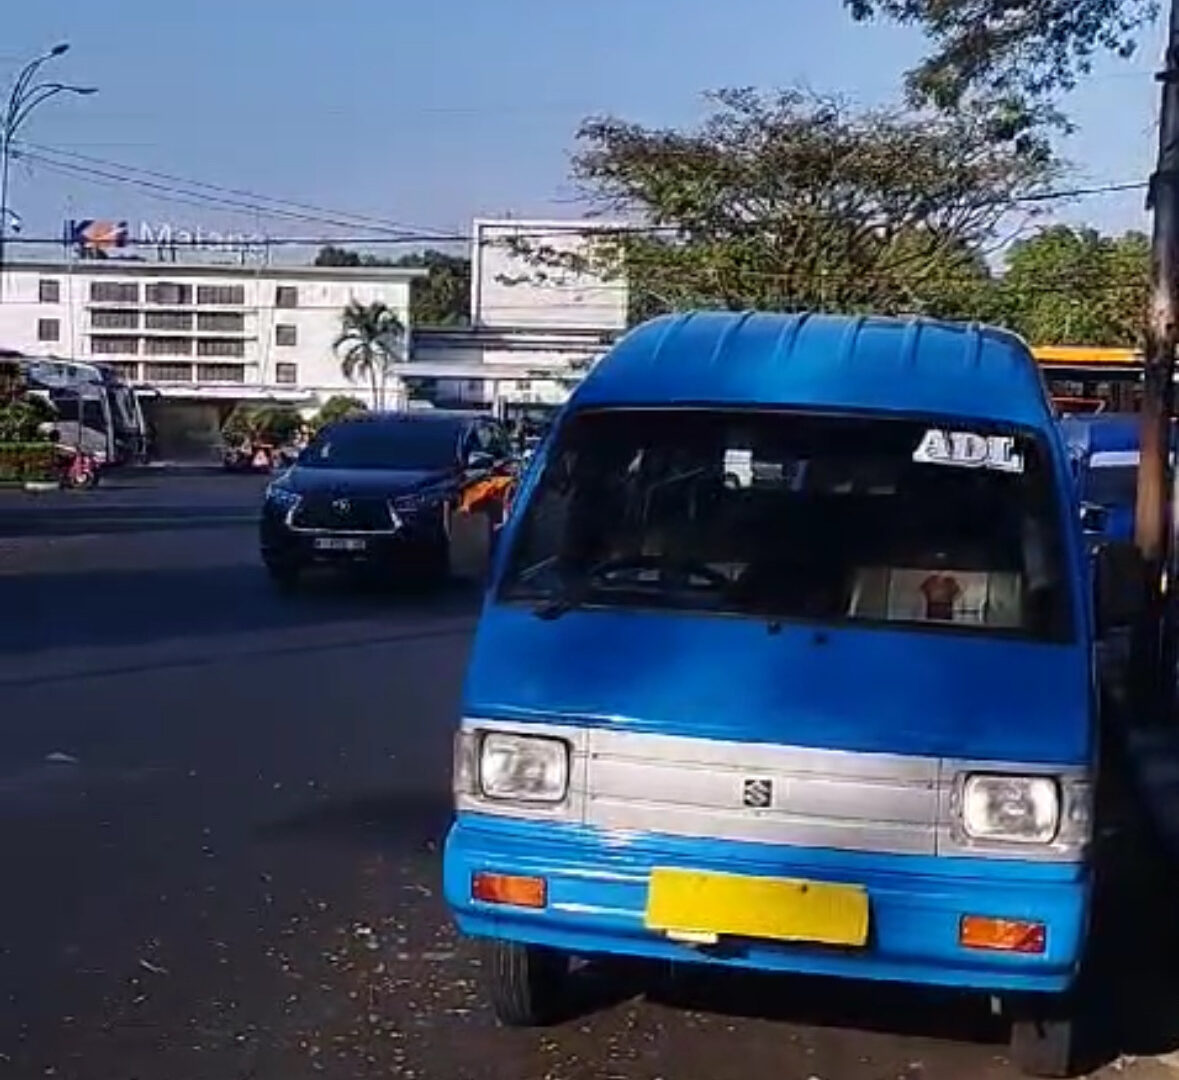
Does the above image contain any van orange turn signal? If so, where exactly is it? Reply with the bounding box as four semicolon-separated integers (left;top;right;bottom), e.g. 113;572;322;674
472;872;546;909
959;915;1046;954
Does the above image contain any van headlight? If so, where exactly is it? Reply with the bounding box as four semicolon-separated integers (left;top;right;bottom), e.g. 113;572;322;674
961;774;1060;844
478;732;569;803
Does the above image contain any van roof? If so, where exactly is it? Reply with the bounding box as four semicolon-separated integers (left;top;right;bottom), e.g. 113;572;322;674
569;311;1053;428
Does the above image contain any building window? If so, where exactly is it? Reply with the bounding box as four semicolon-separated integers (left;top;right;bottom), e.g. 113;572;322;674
39;279;60;303
197;311;245;333
275;285;298;309
196;284;246;306
145;282;192;305
144;336;193;356
90;281;138;304
144;362;193;383
197;363;245;383
197;338;246;358
92;309;139;330
37;318;60;342
275;362;298;385
91;336;140;355
144;311;193;331
275;323;298;347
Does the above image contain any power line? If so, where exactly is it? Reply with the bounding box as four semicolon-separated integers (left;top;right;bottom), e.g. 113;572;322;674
17;140;453;238
14;150;428;236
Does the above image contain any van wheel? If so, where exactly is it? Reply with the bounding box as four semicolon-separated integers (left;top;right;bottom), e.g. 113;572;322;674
484;941;569;1026
1010;1009;1077;1078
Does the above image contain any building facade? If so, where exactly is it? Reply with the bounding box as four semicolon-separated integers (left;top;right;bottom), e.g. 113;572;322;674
0;259;423;458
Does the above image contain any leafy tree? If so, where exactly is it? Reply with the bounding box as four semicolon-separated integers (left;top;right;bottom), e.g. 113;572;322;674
313;246;471;326
314;394;368;429
222;404;302;445
0;394;56;443
512;89;1052;321
334;300;405;409
996;225;1149;346
844;1;1156;116
389;250;471;326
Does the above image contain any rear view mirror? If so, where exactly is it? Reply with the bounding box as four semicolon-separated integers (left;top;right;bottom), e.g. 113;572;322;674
467;450;494;471
1094;540;1146;634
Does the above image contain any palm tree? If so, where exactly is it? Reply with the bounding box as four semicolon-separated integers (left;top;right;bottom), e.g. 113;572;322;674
333;301;405;410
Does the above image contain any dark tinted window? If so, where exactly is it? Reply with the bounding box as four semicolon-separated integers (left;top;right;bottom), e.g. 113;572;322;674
302;420;460;471
1085;464;1137;507
500;408;1073;642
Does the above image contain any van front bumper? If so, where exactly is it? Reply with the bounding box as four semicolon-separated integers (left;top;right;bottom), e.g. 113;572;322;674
444;814;1088;995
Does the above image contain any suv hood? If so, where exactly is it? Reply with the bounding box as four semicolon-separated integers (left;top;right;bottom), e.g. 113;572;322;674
281;466;451;498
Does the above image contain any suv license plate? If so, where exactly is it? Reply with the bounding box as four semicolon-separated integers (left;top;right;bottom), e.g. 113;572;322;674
314;537;367;552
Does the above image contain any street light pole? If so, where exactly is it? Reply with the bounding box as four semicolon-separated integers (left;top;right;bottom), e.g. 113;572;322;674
0;44;95;303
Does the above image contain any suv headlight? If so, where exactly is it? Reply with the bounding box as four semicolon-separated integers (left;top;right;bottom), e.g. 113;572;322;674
962;774;1060;844
478;732;569;803
265;485;301;512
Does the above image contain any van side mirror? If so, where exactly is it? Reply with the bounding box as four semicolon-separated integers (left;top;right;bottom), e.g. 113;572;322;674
466;450;494;471
1094;540;1147;634
1080;502;1108;535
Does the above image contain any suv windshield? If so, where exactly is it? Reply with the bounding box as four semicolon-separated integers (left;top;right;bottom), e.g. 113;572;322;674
301;421;459;471
500;408;1073;642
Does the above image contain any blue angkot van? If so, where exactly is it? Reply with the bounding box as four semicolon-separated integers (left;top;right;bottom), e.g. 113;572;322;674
445;311;1121;1077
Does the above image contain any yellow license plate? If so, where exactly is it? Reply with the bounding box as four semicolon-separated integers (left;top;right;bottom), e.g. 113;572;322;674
645;868;869;947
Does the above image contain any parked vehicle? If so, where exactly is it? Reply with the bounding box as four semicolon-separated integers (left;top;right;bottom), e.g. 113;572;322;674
443;311;1135;1078
19;357;147;466
259;410;515;588
1059;413;1177;549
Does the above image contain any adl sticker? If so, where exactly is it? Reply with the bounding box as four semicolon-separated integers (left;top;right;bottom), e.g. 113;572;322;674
912;429;1024;474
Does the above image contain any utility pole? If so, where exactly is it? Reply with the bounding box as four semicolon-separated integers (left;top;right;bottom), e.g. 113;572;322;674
0;44;95;302
1135;0;1179;725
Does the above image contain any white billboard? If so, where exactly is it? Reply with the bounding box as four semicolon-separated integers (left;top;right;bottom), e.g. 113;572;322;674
470;218;628;331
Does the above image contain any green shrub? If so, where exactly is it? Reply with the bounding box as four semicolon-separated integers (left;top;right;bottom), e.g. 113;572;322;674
222;404;302;445
0;442;57;483
314;394;367;430
0;396;56;443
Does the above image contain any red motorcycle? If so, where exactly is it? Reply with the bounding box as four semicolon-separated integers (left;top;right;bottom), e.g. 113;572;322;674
57;445;100;489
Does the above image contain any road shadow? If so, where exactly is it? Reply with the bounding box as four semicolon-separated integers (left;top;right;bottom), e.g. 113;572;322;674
257;790;454;855
0;560;483;655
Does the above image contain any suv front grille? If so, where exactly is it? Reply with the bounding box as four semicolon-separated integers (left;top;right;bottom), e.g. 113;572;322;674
291;495;393;532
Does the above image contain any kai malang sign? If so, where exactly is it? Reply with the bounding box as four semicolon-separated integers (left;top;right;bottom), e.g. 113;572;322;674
65;219;265;258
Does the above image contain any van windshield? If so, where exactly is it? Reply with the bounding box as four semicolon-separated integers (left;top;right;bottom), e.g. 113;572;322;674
499;408;1073;642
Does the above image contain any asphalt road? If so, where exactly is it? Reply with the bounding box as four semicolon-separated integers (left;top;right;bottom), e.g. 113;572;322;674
3;470;1179;1080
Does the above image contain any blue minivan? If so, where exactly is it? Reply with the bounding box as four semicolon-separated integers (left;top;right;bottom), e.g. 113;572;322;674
1059;412;1176;549
445;312;1132;1077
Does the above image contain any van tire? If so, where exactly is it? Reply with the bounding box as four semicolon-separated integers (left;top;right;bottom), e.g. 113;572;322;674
1010;1011;1076;1078
484;941;569;1026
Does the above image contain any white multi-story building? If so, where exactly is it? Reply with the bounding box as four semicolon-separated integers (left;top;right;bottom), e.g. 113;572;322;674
0;259;424;458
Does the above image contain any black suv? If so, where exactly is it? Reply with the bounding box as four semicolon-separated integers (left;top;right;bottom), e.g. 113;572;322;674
260;410;514;588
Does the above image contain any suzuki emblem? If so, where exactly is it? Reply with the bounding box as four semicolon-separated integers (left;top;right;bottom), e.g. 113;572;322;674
332;498;351;514
742;778;773;809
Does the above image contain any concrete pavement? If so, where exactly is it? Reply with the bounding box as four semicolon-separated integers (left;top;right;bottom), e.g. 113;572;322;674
3;471;1179;1079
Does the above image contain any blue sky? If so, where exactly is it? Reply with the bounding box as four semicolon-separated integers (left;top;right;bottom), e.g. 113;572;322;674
0;0;1162;254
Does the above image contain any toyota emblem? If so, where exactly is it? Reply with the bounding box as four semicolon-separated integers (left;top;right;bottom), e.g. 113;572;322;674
332;498;351;514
